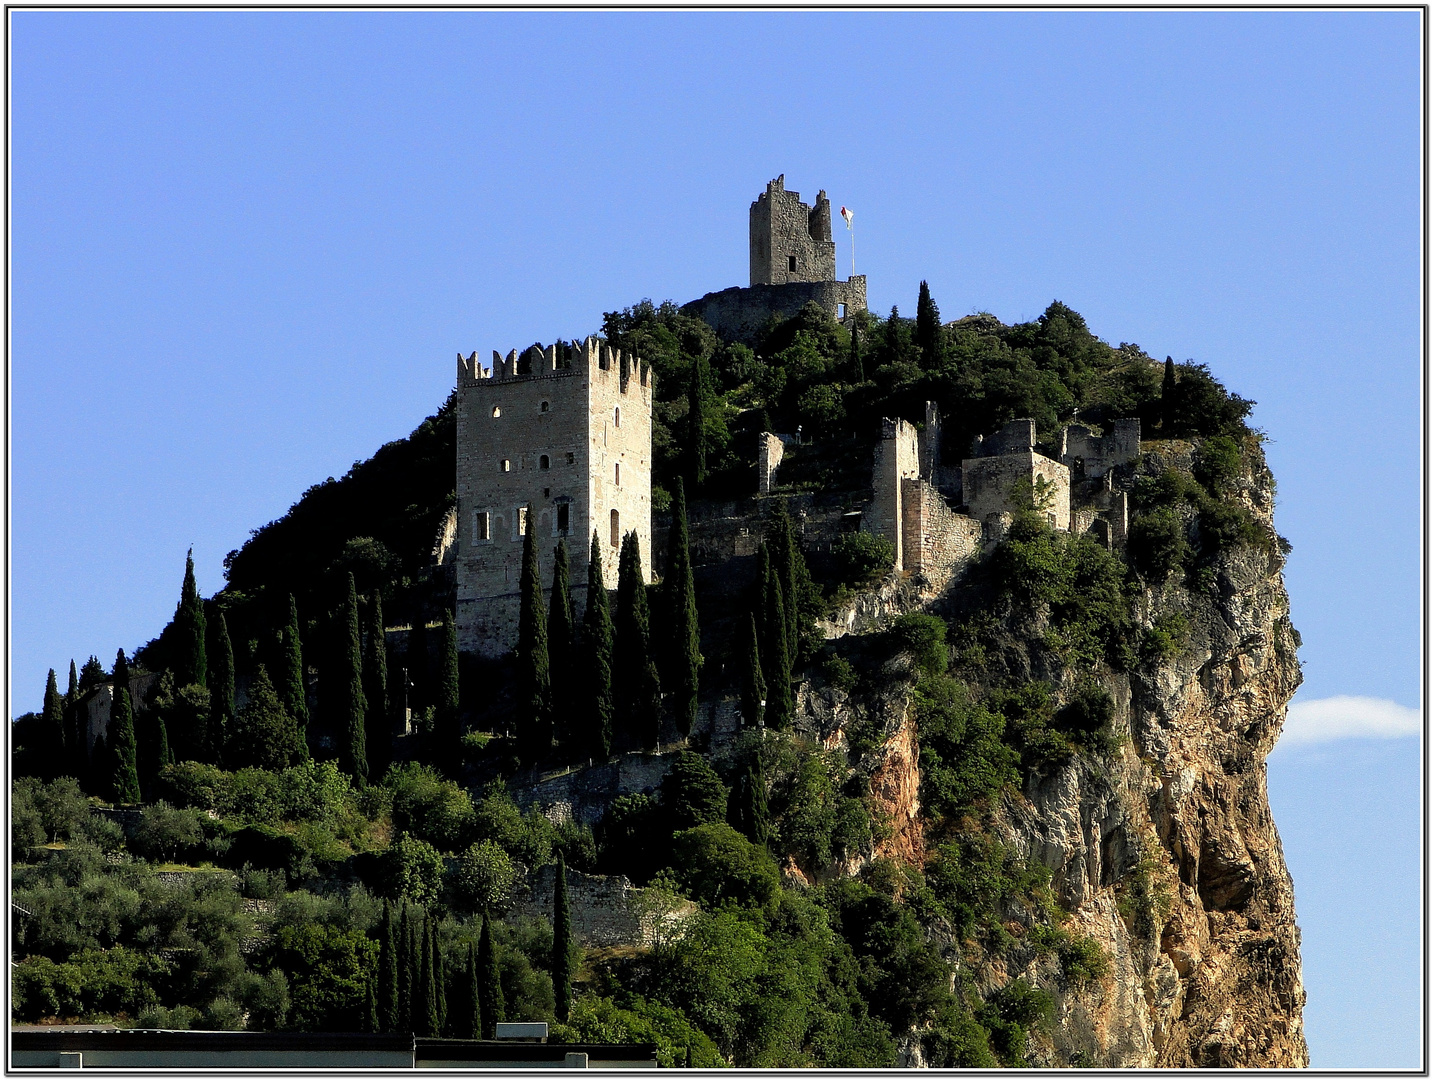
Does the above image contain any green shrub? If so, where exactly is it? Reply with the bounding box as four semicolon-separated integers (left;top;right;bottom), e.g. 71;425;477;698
1128;509;1188;582
660;752;729;831
1057;934;1111;986
384;762;475;854
915;676;1018;817
1193;434;1243;495
671;823;780;912
553;994;725;1068
380;833;445;906
820;653;858;692
891;614;948;676
455;840;516;913
1140;612;1189;664
131;802;207;864
831;532;895;587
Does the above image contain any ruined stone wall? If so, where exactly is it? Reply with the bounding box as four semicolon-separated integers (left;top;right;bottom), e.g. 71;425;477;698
681;278;867;348
757;432;784;495
455;338;651;658
867;419;920;571
510;751;675;826
899;478;982;588
507;864;696;948
1060;418;1141;479
962;449;1071;531
749;175;837;286
81;672;160;763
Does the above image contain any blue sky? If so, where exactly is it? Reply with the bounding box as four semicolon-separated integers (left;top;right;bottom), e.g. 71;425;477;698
9;10;1422;1066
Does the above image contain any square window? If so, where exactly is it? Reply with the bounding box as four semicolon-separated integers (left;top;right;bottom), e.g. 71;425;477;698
566;452;576;465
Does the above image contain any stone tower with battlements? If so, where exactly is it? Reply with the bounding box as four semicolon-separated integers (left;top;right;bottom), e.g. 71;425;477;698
749;174;837;286
455;339;654;658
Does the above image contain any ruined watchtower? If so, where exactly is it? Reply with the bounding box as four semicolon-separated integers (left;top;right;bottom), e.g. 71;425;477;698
455;340;653;658
682;175;867;345
750;174;837;286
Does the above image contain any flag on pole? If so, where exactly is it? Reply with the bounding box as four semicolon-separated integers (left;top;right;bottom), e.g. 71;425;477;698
840;206;854;229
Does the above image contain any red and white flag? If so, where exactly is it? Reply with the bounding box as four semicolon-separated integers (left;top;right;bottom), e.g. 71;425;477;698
840;205;854;229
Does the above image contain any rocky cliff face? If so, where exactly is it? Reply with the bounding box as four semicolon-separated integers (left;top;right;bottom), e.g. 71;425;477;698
796;439;1307;1068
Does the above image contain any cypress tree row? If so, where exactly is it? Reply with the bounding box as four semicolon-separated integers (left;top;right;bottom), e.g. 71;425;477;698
663;479;702;738
739;614;766;730
279;595;310;756
337;573;369;786
758;546;794;730
582;532;615;763
175;549;207;689
436;607;461;768
466;941;481;1040
553;853;573;1022
915;279;941;366
379;901;398;1033
365;978;379;1034
478;910;504;1039
548;540;576;756
614;531;661;749
108;650;141;804
516;524;552;767
687;352;708;487
364;594;390;782
206;610;236;767
41;670;64;779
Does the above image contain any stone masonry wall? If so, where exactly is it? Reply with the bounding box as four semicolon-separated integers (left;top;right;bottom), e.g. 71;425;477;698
681;278;867;348
508;864;696;948
962;449;1072;531
867;418;920;571
1060;418;1140;479
899;478;982;589
757;432;784;495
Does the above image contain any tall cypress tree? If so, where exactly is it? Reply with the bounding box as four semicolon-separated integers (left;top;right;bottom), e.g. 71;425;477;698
364;594;390;782
739;614;766;730
663;479;702;738
548;540;576;757
378;901;398;1033
767;502;803;665
614;531;661;749
41;670;64;779
849;324;864;383
736;759;771;848
758;546;794;730
280;594;311;746
477;911;504;1039
435;928;448;1036
398;903;414;1033
64;660;82;777
915;280;941;367
687;353;708;487
365;977;379;1034
175;549;207;688
205;610;236;766
423;916;440;1036
337;573;369;785
466;941;481;1039
107;650;141;804
553;853;573;1022
582;532;615;763
1161;355;1177;433
516;524;552;767
436;607;461;768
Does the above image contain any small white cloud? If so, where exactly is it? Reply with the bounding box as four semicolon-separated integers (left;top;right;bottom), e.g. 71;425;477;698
1279;696;1422;747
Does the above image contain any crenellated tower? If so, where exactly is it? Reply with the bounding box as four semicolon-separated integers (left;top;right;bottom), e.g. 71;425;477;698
455;338;654;658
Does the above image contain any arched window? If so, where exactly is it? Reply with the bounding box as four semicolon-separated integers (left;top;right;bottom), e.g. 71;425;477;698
540;400;549;413
492;406;501;418
614;462;621;486
610;509;620;548
614;407;621;429
540;454;550;470
501;459;510;473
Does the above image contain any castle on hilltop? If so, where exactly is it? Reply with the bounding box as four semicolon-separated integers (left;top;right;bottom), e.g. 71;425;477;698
455;340;653;659
682;175;867;345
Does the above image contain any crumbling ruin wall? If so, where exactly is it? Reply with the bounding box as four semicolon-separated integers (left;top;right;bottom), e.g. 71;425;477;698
900;478;983;589
962;449;1071;531
507;864;696;948
1060;418;1141;479
867;418;920;570
757;432;785;495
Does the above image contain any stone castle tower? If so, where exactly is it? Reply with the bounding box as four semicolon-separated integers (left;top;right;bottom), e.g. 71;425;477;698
455;339;653;658
749;174;837;286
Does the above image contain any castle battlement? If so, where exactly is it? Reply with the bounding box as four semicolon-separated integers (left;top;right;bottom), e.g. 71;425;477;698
458;337;652;393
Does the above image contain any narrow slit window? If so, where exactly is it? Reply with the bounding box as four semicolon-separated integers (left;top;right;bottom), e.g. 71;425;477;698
540;454;550;470
837;303;846;318
614;462;621;486
566;452;576;465
788;254;797;272
517;506;528;537
614;407;621;429
501;459;510;473
610;509;620;547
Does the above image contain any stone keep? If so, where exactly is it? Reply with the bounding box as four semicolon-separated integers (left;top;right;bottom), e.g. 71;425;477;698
456;339;653;658
749;174;837;285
